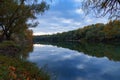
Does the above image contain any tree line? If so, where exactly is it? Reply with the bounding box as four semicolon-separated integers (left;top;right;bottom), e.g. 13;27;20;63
34;20;120;42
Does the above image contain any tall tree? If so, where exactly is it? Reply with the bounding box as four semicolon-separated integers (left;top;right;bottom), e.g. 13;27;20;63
0;0;49;40
82;0;120;19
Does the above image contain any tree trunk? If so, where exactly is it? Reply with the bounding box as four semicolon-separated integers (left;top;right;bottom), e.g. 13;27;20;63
1;30;11;40
5;34;11;40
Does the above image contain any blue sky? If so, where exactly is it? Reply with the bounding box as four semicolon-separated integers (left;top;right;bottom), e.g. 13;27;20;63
31;0;108;35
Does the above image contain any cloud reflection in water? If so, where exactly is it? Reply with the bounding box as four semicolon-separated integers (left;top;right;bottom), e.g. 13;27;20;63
28;44;120;80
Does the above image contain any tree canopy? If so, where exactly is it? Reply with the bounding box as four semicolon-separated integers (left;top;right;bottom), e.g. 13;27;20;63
0;0;49;40
82;0;120;19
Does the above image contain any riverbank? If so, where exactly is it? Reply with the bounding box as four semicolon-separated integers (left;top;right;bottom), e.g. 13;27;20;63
0;41;20;57
0;41;50;80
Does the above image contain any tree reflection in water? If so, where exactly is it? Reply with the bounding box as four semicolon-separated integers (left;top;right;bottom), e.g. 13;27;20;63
38;41;120;61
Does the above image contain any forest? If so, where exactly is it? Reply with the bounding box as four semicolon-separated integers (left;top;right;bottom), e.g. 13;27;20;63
34;20;120;43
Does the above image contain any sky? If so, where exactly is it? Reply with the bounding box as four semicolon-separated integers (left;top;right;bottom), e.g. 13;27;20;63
31;0;109;35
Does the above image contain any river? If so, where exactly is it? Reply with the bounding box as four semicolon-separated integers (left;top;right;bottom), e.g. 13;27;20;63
27;42;120;80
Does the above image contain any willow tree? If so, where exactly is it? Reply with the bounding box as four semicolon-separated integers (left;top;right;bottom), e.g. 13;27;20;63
0;0;49;40
82;0;120;19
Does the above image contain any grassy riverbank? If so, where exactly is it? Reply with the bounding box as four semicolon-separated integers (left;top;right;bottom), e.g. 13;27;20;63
0;41;50;80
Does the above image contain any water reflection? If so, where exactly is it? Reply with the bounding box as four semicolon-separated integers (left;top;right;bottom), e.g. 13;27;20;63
28;42;120;80
38;42;120;61
20;43;33;59
0;43;33;59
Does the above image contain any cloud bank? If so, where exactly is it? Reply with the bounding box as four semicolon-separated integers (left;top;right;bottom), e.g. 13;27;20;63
32;0;108;35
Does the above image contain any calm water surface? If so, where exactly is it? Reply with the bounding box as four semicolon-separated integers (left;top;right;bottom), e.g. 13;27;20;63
28;43;120;80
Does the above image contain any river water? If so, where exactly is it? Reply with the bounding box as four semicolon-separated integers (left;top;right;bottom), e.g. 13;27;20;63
28;42;120;80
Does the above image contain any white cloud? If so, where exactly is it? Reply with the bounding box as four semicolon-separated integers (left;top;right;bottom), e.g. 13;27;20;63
34;44;46;47
33;32;54;35
84;17;108;25
75;8;84;14
32;17;83;35
53;17;82;26
76;64;85;69
86;18;92;23
53;17;73;24
30;1;109;36
74;0;83;3
32;14;108;35
62;19;73;24
74;22;81;25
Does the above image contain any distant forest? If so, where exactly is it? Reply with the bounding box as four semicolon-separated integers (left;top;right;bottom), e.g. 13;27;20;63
34;20;120;42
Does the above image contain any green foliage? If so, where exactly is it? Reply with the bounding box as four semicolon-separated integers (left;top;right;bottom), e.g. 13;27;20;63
0;0;49;40
34;20;120;43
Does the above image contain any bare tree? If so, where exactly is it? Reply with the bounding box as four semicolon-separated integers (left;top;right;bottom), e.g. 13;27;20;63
82;0;120;19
